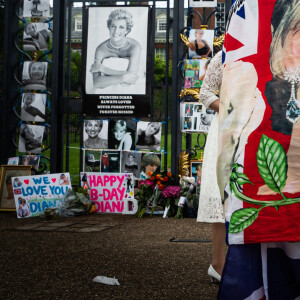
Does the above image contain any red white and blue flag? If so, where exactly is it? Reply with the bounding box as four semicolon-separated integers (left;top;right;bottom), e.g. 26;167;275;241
218;0;300;298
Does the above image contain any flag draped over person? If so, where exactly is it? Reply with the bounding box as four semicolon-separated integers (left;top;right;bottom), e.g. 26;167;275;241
217;0;300;298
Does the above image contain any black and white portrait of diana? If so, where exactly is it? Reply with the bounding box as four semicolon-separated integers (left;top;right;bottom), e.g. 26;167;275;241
83;119;108;149
85;6;149;95
23;0;50;18
18;124;44;154
23;23;49;51
21;93;46;122
22;61;48;91
136;121;162;151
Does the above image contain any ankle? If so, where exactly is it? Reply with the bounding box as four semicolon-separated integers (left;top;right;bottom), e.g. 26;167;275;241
211;263;223;276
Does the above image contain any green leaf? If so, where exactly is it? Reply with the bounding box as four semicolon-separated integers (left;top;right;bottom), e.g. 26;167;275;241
236;172;253;186
257;134;287;193
229;207;259;233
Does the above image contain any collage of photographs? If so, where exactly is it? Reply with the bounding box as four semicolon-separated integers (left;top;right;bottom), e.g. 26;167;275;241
84;150;161;180
180;28;215;134
14;0;51;171
83;119;163;180
83;119;162;152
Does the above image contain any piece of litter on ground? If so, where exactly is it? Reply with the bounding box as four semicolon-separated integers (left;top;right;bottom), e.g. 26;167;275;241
92;276;120;286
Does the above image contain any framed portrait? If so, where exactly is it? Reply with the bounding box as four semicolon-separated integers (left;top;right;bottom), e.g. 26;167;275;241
0;165;32;211
189;0;217;8
23;0;50;18
82;6;152;117
190;160;203;186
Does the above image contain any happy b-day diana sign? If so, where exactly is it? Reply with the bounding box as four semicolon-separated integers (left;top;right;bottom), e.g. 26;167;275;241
81;172;137;214
12;173;72;218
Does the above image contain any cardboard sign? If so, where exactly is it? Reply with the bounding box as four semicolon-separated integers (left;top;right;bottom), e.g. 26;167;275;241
81;172;137;215
12;173;72;218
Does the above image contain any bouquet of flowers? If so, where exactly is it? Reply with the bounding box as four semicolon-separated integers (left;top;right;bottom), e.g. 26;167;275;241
136;170;179;217
175;176;199;219
161;185;181;218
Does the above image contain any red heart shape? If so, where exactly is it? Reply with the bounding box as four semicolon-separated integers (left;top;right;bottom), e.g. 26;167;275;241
52;178;56;183
24;179;29;184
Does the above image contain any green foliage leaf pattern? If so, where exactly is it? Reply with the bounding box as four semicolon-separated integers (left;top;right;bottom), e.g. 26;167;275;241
257;135;287;194
229;208;259;233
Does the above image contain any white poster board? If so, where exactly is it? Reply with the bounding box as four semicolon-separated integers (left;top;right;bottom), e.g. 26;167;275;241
12;173;72;218
81;172;137;215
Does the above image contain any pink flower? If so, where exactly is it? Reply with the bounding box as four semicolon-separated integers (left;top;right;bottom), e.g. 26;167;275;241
161;185;181;199
139;179;155;189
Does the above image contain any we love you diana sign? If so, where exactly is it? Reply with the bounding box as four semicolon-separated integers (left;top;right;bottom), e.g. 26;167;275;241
12;173;72;218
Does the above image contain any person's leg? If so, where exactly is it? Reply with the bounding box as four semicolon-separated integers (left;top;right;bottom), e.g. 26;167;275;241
211;222;226;276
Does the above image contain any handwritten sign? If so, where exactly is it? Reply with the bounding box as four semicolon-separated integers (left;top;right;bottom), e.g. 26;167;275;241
12;173;72;218
81;172;137;214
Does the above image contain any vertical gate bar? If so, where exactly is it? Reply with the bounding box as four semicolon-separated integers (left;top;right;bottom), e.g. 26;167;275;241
1;0;18;164
171;0;184;176
51;0;67;173
164;0;170;171
65;1;73;172
185;1;192;153
150;1;156;121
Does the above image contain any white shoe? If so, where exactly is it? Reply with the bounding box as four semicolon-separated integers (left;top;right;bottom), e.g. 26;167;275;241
208;265;221;283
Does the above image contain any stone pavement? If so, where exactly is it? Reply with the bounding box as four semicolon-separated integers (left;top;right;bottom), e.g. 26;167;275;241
0;212;220;300
14;220;118;233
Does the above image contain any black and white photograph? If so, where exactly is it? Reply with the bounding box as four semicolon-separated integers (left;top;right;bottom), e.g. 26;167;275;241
189;0;218;8
121;151;142;179
83;119;108;149
135;121;162;151
23;0;50;18
108;119;136;150
139;152;161;179
21;93;46;122
101;151;121;173
23;22;50;51
84;150;101;172
18;124;44;154
188;29;214;59
82;6;152;117
20;155;40;171
180;102;214;133
22;61;48;91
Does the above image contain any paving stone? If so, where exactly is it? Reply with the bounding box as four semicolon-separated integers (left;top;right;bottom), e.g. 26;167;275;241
32;226;60;231
45;222;74;227
56;227;82;232
15;224;41;230
76;226;109;233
